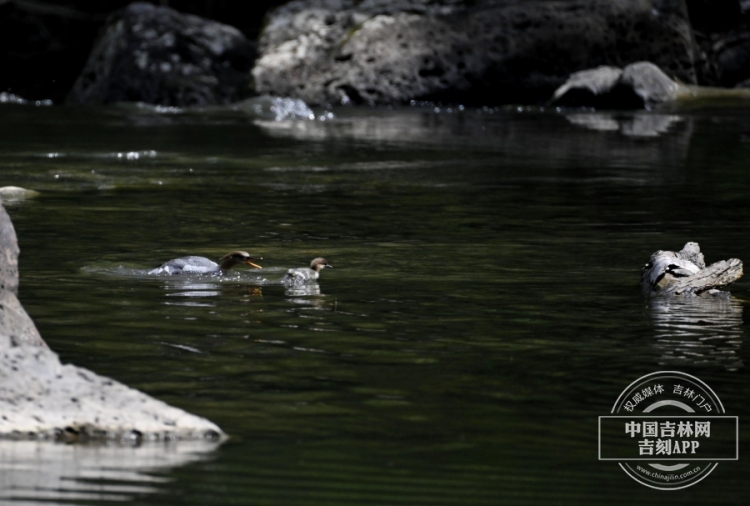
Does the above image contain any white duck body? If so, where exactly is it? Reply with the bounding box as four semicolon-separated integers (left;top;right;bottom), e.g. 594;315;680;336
282;257;332;285
149;251;262;275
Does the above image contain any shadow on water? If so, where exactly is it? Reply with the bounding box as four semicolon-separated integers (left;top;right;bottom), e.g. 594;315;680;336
648;295;744;371
0;440;221;504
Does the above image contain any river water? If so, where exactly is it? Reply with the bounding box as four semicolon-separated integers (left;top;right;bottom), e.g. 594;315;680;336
0;103;748;504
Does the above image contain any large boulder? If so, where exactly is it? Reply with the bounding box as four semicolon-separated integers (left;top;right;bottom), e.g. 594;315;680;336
0;200;224;441
67;2;255;106
710;31;750;87
0;1;101;103
252;0;698;105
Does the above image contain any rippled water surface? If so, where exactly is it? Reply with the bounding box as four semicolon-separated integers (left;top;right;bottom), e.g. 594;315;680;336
1;103;749;504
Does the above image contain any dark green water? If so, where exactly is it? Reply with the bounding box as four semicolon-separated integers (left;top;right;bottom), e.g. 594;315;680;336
0;104;749;504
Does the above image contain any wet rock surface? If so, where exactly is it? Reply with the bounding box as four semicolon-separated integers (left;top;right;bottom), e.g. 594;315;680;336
0;200;224;441
253;0;697;105
67;2;255;106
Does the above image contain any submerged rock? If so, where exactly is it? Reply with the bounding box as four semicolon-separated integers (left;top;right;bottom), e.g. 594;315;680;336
0;201;224;441
641;242;743;296
253;0;697;105
67;2;255;106
0;187;40;202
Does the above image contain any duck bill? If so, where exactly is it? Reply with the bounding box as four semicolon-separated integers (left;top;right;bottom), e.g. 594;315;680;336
244;259;262;269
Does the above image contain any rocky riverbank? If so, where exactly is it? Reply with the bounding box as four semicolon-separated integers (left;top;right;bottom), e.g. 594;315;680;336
7;1;750;108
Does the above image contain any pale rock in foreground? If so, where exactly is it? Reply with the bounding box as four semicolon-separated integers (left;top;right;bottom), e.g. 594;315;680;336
0;332;222;441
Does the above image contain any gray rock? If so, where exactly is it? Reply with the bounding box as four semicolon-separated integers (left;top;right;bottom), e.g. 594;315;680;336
0;290;47;348
0;201;47;348
0;333;223;441
552;66;624;101
552;61;683;108
0;201;19;296
67;2;255;106
253;0;697;105
620;62;683;104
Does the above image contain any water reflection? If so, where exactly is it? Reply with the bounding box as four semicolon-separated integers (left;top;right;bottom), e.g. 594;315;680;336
157;274;266;304
253;108;694;174
0;440;221;504
648;296;744;370
566;113;683;137
285;282;322;297
164;281;223;299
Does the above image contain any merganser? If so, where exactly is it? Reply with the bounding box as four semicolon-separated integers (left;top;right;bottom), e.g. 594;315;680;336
282;257;332;285
149;251;262;275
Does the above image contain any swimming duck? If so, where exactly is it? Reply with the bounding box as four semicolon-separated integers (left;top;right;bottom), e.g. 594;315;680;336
149;251;262;275
282;257;332;285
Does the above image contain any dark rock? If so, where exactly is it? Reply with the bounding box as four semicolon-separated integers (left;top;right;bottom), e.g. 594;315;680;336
0;290;47;348
711;31;750;87
552;62;683;108
685;0;741;33
253;0;697;106
67;2;256;106
0;1;101;103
